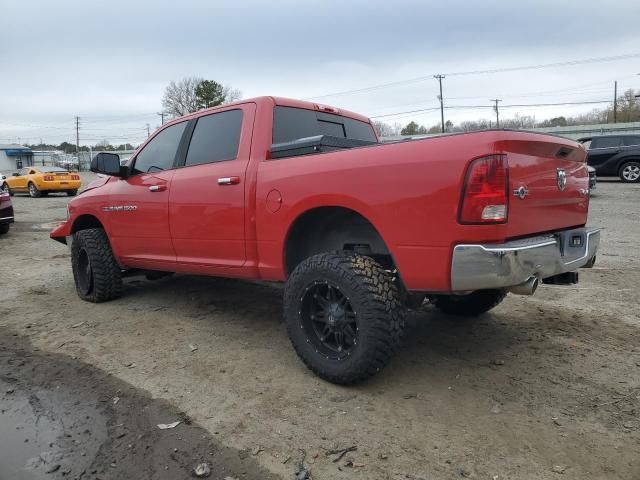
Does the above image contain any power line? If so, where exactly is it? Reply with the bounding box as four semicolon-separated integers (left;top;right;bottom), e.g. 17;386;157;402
81;112;157;121
369;86;613;116
370;99;612;119
498;100;612;108
306;52;640;100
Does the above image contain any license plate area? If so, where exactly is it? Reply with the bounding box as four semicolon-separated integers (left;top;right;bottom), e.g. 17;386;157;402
556;230;587;259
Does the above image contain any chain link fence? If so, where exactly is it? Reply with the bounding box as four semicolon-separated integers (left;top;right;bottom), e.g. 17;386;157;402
32;151;134;172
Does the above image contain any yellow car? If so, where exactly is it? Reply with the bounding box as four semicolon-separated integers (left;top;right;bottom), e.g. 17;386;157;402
2;167;81;197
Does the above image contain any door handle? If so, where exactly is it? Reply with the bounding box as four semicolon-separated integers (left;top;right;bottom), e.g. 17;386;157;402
148;185;166;192
217;176;240;186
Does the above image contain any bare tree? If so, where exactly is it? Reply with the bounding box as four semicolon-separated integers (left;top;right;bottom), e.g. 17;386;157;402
372;120;395;137
162;78;242;117
222;85;242;104
391;122;403;135
501;113;536;129
162;77;203;117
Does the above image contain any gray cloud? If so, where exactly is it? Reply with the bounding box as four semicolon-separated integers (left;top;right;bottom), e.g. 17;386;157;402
1;0;639;144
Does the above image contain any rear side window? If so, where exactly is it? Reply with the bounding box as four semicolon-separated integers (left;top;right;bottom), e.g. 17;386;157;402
185;109;243;166
623;136;640;147
133;122;187;174
590;137;621;149
273;106;377;144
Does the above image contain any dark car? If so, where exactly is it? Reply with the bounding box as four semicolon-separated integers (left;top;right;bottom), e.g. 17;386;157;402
0;190;14;234
578;135;640;183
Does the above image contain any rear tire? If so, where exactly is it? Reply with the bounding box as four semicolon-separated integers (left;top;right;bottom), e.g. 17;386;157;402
619;161;640;183
67;189;78;196
71;228;123;303
434;289;507;316
284;251;404;385
0;223;10;235
28;182;42;198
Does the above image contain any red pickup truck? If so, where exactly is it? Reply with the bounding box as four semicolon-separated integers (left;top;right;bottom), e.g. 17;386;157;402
51;96;599;384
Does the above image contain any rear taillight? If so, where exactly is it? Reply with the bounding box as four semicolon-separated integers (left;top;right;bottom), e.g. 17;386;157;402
459;154;508;224
44;175;54;181
71;175;80;180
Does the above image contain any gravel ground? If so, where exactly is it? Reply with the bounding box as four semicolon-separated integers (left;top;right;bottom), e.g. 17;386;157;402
0;175;639;480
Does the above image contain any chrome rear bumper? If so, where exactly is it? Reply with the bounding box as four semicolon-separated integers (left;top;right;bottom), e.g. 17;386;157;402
451;227;600;291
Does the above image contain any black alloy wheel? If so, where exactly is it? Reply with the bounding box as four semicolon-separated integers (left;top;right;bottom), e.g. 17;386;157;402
284;251;404;385
76;247;93;296
299;281;358;360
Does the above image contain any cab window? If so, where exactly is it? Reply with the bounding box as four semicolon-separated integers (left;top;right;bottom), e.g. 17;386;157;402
132;122;187;174
272;106;377;144
184;110;243;166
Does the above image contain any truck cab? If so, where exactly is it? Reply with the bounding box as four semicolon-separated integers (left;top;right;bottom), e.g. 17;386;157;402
51;96;600;385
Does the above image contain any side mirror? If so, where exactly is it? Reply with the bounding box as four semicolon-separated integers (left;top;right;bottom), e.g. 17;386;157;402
91;153;125;177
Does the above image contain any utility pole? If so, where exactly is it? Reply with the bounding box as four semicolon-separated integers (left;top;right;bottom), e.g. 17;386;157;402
157;112;166;125
491;99;502;128
434;74;445;133
75;116;80;155
146;123;150;137
613;80;618;124
75;116;81;172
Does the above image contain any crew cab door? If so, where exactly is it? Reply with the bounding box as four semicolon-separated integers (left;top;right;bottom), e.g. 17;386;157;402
107;121;188;265
169;104;255;268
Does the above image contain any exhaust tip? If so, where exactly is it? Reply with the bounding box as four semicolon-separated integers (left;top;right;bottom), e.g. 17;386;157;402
508;276;539;296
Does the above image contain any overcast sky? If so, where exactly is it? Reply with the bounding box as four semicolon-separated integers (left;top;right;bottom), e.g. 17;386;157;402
1;0;639;146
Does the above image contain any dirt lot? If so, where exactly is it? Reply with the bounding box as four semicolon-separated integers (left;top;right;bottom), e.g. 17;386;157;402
1;175;639;480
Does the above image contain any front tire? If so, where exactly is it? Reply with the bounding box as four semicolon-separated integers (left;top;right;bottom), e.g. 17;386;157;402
71;228;123;302
1;183;10;195
28;182;42;198
434;289;507;316
619;161;640;183
284;252;404;385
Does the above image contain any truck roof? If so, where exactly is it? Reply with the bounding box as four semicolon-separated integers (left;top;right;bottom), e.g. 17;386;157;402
268;97;372;124
175;96;372;125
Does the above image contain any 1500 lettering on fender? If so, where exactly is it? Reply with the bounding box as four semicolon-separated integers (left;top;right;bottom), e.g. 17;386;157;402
51;96;600;384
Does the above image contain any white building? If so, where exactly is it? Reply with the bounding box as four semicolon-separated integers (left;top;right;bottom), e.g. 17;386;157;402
0;145;33;173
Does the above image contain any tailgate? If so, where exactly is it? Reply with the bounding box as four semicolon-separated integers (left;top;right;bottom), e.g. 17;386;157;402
501;137;589;238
